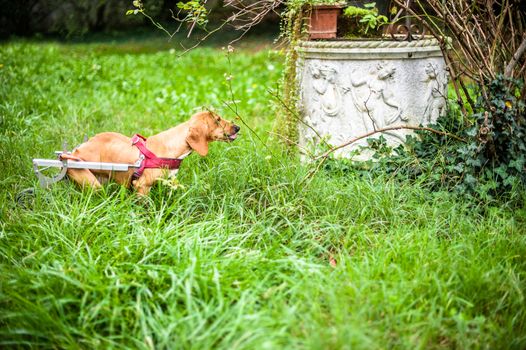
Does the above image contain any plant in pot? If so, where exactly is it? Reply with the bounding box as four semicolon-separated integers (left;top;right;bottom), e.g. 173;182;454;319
340;2;389;38
306;0;347;40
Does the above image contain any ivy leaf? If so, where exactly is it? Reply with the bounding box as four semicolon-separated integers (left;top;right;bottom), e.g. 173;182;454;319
452;163;464;173
464;173;477;186
509;156;525;171
466;158;482;167
504;175;517;187
495;165;509;179
465;127;478;137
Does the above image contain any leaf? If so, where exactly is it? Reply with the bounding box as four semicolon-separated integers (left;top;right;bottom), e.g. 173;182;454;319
464;173;477;186
453;163;464;173
495;165;509;179
465;157;481;167
125;9;134;15
329;255;337;267
509;156;525;171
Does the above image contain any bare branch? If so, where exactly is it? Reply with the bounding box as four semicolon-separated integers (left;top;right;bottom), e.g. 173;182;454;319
505;34;526;77
266;87;330;148
314;125;465;161
395;0;525;107
302;124;465;183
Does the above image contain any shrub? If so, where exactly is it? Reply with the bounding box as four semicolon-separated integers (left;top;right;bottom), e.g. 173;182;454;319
334;76;526;202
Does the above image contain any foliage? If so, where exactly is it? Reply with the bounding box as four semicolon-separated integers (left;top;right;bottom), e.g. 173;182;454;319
127;0;209;30
274;0;306;148
176;0;209;27
326;0;526;200
343;2;388;36
0;0;165;37
310;0;346;5
393;0;526;112
326;77;525;201
1;39;526;349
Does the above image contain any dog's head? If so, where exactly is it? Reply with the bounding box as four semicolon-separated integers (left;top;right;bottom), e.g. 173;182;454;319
185;111;240;156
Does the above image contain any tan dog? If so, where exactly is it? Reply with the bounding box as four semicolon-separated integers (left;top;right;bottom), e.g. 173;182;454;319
67;111;240;195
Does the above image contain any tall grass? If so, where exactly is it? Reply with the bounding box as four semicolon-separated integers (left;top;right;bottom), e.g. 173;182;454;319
1;37;526;349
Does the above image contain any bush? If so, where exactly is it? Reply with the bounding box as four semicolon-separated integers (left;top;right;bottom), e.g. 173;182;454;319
328;76;526;202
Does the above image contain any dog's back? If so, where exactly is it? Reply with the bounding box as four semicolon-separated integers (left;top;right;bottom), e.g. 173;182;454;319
67;132;139;186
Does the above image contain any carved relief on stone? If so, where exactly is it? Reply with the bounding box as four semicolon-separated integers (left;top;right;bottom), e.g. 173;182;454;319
422;62;448;124
302;61;349;144
297;40;448;160
309;62;346;118
349;62;407;142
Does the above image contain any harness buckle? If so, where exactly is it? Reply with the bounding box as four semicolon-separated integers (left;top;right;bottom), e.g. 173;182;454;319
132;154;145;180
134;154;145;168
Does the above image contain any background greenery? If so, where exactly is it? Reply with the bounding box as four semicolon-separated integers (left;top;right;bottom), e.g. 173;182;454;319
0;0;280;39
1;35;526;349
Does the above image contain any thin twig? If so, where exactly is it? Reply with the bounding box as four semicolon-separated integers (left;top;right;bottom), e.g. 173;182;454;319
266;87;330;148
315;125;464;160
505;34;526;77
268;131;314;157
222;50;284;165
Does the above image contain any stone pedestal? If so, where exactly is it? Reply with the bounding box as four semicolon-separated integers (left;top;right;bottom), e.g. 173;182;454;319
296;39;448;159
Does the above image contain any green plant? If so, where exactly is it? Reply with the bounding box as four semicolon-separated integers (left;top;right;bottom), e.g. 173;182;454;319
332;77;525;201
343;2;388;36
175;0;209;28
420;76;526;198
310;0;346;5
392;0;526;113
2;39;526;349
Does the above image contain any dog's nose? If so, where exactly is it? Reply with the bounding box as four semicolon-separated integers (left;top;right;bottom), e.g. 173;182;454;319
233;125;241;133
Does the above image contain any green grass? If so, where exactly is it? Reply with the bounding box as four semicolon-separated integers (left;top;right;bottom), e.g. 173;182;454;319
1;37;526;349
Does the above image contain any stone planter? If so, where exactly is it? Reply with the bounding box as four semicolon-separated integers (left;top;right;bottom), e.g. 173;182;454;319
296;38;448;159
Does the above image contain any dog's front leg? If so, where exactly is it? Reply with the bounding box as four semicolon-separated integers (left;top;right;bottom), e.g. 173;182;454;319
136;184;152;196
132;172;155;196
132;179;151;196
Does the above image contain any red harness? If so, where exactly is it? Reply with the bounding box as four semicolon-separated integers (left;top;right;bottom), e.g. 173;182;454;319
131;134;184;180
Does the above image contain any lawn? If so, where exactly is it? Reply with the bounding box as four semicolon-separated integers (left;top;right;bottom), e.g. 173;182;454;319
1;35;526;349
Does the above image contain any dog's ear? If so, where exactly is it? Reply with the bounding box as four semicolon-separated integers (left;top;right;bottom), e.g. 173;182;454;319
186;125;209;156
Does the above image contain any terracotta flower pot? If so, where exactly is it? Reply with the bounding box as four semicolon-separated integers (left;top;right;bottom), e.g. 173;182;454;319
308;4;344;40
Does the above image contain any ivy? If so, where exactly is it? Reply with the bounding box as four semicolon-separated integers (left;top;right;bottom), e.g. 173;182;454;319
323;76;525;202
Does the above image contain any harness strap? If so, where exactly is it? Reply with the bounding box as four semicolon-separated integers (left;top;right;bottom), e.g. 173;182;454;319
131;134;184;180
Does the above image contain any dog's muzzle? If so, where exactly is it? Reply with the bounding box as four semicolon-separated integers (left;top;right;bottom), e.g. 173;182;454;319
228;125;241;141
